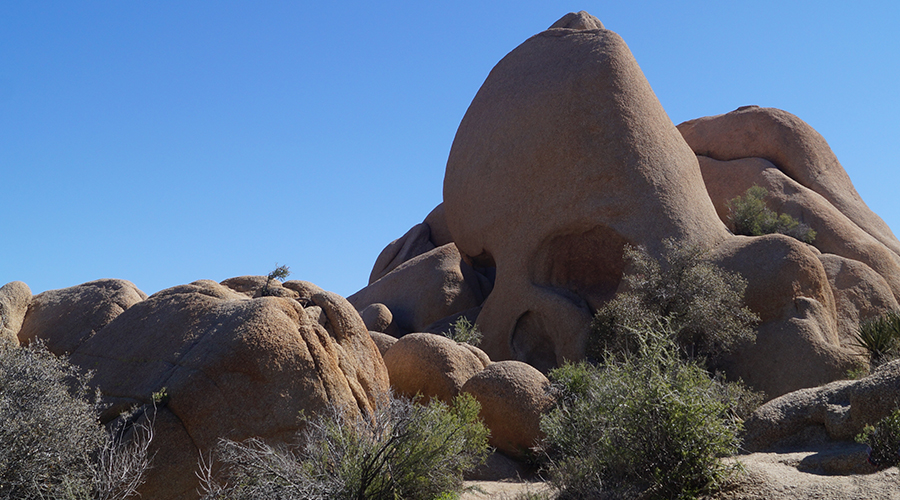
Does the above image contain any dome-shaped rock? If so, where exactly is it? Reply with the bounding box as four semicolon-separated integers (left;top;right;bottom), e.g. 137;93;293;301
443;12;729;369
65;279;389;500
461;360;553;458
383;332;488;403
18;279;147;355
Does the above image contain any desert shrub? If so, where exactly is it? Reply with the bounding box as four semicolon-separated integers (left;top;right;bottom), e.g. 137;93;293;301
260;264;291;296
588;239;758;367
853;311;900;366
0;340;153;500
442;317;483;346
200;392;490;500
542;326;744;500
727;185;816;243
856;408;900;469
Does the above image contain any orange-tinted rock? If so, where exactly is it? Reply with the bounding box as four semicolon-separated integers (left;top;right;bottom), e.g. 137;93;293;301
349;244;491;336
18;279;147;355
696;154;900;303
0;281;31;346
461;361;553;457
443;12;729;370
679;106;900;258
382;332;485;404
67;279;389;500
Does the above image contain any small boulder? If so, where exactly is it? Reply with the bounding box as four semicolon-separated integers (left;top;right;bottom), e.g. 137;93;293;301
383;332;486;403
0;281;31;345
359;302;397;335
461;360;554;458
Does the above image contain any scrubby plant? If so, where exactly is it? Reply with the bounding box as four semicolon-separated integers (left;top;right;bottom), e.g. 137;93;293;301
442;317;483;346
726;185;816;243
260;264;291;296
856;408;900;469
199;392;490;500
852;311;900;366
542;326;745;500
588;239;758;368
0;340;153;500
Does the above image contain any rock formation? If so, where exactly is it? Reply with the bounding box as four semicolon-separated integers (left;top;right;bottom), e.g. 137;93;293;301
14;277;389;500
0;281;31;345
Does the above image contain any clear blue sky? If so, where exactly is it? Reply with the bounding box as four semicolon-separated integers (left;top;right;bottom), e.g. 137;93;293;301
2;2;898;298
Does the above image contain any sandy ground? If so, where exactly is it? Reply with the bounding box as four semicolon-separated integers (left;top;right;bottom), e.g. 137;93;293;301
462;442;900;499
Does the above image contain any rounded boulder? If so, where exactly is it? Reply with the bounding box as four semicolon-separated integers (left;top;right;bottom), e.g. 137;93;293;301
461;360;554;457
383;332;488;403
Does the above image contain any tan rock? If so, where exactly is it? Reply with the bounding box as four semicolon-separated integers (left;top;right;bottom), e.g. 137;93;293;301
349;244;492;336
369;330;398;357
382;332;485;404
819;254;900;346
359;302;397;335
743;359;900;452
709;235;858;397
0;281;31;346
678;105;900;258
443;13;731;370
424;203;454;247
461;361;553;458
66;279;389;500
18;279;147;355
548;10;604;30
220;275;299;298
696;154;900;302
368;223;436;284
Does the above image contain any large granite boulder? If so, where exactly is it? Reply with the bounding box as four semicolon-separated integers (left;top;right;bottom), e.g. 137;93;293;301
383;332;489;404
678;106;900;258
443;12;730;372
349;244;492;336
61;278;389;500
18;279;147;355
743;359;900;452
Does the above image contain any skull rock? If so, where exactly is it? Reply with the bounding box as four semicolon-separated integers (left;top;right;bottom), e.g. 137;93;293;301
443;13;730;370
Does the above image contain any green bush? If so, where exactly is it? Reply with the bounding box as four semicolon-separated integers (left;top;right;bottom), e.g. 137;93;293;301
856;408;900;469
260;264;291;296
588;239;758;367
542;327;745;499
200;392;490;500
727;185;816;243
0;340;153;500
442;317;483;346
853;311;900;366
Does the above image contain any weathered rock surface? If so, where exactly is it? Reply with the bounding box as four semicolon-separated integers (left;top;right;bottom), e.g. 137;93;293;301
64;278;389;500
359;302;397;335
743;359;900;452
443;11;747;372
679;105;900;258
369;330;398;357
0;281;31;345
18;279;147;355
695;152;900;303
382;332;487;404
461;361;553;458
819;254;900;346
350;244;492;336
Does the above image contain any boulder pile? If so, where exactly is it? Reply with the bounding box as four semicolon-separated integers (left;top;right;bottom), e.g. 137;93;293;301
4;9;900;499
353;11;900;401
